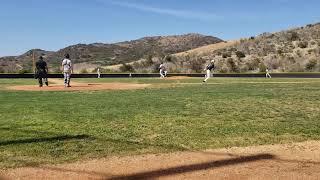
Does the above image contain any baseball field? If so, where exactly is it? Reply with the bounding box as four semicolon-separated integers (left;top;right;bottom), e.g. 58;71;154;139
1;77;320;179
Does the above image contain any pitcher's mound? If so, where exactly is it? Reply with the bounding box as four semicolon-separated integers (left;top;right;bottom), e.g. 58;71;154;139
7;83;150;91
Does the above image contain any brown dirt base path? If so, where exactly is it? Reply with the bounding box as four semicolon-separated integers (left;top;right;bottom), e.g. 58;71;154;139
6;79;150;91
1;141;320;180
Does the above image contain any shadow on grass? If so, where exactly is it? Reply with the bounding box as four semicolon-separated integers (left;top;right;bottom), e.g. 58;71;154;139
0;135;91;146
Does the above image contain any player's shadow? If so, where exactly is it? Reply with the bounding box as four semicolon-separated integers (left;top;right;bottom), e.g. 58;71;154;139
0;126;92;146
107;153;275;180
0;134;91;146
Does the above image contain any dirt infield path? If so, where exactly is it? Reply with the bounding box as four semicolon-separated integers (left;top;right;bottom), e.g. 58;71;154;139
6;79;150;91
1;141;320;180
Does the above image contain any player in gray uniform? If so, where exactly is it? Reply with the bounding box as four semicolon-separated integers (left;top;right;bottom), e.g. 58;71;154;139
35;56;49;87
61;54;73;87
159;62;167;78
203;60;215;83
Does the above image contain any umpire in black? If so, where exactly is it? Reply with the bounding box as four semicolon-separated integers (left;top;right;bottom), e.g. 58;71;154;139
35;56;49;87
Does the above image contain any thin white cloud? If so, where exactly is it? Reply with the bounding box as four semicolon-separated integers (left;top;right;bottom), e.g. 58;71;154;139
96;0;222;21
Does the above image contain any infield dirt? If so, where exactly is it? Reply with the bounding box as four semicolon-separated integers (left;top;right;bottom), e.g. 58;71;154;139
6;79;150;91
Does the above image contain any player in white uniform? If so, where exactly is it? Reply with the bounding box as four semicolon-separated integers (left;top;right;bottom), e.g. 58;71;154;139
266;68;272;78
97;68;101;78
203;60;215;83
61;54;73;87
159;63;167;78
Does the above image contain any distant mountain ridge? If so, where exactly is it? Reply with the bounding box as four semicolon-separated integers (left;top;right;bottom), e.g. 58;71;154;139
0;33;223;73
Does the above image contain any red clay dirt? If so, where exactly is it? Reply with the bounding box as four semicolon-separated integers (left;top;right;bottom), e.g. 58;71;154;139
1;141;320;180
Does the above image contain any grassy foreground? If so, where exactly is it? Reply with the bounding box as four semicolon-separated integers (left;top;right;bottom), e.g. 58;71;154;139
0;78;320;168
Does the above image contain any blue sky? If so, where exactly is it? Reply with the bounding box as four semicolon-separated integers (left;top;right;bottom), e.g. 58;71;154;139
0;0;319;57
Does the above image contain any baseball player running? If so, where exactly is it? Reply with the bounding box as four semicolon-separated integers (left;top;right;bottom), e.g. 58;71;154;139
203;60;215;83
266;68;272;78
159;62;167;78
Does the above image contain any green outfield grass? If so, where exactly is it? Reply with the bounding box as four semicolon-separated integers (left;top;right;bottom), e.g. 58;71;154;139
0;78;320;168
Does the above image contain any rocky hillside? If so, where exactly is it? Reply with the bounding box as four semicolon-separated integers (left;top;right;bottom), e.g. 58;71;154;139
171;23;320;73
0;34;222;73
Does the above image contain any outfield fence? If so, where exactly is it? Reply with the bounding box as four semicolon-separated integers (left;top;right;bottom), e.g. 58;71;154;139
1;73;320;78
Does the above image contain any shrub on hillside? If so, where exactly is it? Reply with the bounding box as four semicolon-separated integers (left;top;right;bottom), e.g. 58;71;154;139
235;51;246;58
286;31;300;41
297;41;308;48
277;48;284;55
306;24;313;28
287;63;304;72
222;52;232;58
259;63;267;72
308;49;315;55
246;58;261;71
146;55;153;65
295;49;302;57
239;64;249;72
120;63;135;72
219;64;229;73
216;51;222;56
262;44;276;54
267;56;282;69
189;57;206;73
310;41;317;46
164;55;173;62
305;59;317;71
227;58;239;72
